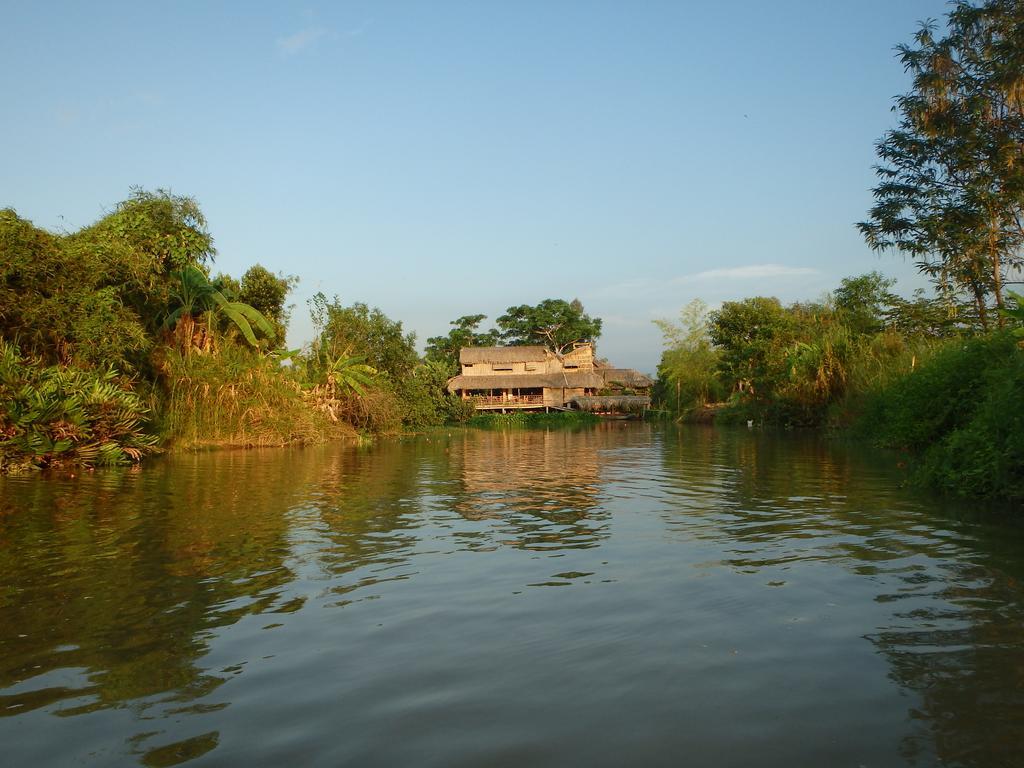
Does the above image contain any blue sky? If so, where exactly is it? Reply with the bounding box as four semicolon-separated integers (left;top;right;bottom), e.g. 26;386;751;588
1;0;949;371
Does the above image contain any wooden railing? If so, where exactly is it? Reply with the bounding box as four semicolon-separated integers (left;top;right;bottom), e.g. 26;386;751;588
470;394;544;407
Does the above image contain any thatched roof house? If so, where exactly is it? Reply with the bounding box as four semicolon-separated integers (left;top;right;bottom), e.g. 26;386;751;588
459;346;551;365
448;342;651;413
597;368;654;390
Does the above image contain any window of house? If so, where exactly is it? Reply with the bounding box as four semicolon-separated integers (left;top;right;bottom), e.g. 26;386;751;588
493;365;512;371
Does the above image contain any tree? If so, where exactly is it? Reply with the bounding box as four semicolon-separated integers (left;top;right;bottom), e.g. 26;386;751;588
424;314;499;374
833;272;897;335
653;299;724;412
858;2;1024;329
308;294;418;379
708;297;796;397
1002;290;1024;337
397;360;475;427
496;298;602;353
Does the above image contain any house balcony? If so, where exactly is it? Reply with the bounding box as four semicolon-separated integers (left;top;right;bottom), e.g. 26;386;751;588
470;394;545;410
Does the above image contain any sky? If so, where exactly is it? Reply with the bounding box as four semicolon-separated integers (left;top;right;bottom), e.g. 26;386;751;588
1;0;952;372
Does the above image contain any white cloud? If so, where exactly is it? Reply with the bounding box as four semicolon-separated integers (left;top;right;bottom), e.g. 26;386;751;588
671;264;818;284
276;26;328;56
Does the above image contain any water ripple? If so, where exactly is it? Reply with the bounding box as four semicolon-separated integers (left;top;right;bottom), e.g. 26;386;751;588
1;426;1023;766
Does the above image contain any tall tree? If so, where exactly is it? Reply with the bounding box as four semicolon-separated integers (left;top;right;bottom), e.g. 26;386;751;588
858;1;1024;328
0;190;213;368
496;298;602;353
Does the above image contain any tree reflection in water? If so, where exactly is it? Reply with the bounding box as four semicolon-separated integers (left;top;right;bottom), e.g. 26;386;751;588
658;426;1024;767
1;426;1023;767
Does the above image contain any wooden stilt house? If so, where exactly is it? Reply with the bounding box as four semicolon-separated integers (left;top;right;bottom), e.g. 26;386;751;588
446;343;652;413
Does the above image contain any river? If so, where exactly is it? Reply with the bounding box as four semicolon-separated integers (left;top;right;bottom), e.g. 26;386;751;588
1;424;1022;767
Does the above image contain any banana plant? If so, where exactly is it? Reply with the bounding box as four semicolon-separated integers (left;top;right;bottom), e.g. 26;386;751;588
163;265;274;351
325;353;377;396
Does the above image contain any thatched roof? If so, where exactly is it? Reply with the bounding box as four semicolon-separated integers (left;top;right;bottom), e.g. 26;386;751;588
597;368;654;388
570;395;652;412
447;371;605;392
460;346;550;364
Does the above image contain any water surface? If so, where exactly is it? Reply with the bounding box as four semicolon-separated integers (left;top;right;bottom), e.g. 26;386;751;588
1;424;1023;766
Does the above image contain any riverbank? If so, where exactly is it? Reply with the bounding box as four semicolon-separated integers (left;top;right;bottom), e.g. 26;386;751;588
661;332;1024;504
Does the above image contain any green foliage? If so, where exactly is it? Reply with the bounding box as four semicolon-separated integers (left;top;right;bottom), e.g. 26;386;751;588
858;333;1024;500
858;1;1024;328
68;189;216;336
654;275;962;428
858;334;1015;452
164;265;275;351
834;272;896;335
653;299;724;415
425;314;499;374
496;298;602;353
396;360;475;428
709;296;797;399
1000;290;1024;337
0;208;151;369
93;187;215;272
308;293;418;379
239;265;296;348
323;354;377;396
1;190;217;370
0;340;159;472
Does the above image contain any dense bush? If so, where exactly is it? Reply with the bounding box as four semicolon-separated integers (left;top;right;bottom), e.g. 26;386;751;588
858;333;1023;500
0;341;160;472
397;361;476;428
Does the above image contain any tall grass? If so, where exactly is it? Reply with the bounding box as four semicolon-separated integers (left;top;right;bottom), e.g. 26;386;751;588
158;346;352;449
829;331;946;426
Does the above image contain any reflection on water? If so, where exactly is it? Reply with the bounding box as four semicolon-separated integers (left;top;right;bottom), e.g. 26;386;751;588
1;424;1022;766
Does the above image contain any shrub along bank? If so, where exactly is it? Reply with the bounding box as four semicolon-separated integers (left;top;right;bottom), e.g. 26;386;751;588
855;333;1024;501
653;281;1024;503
